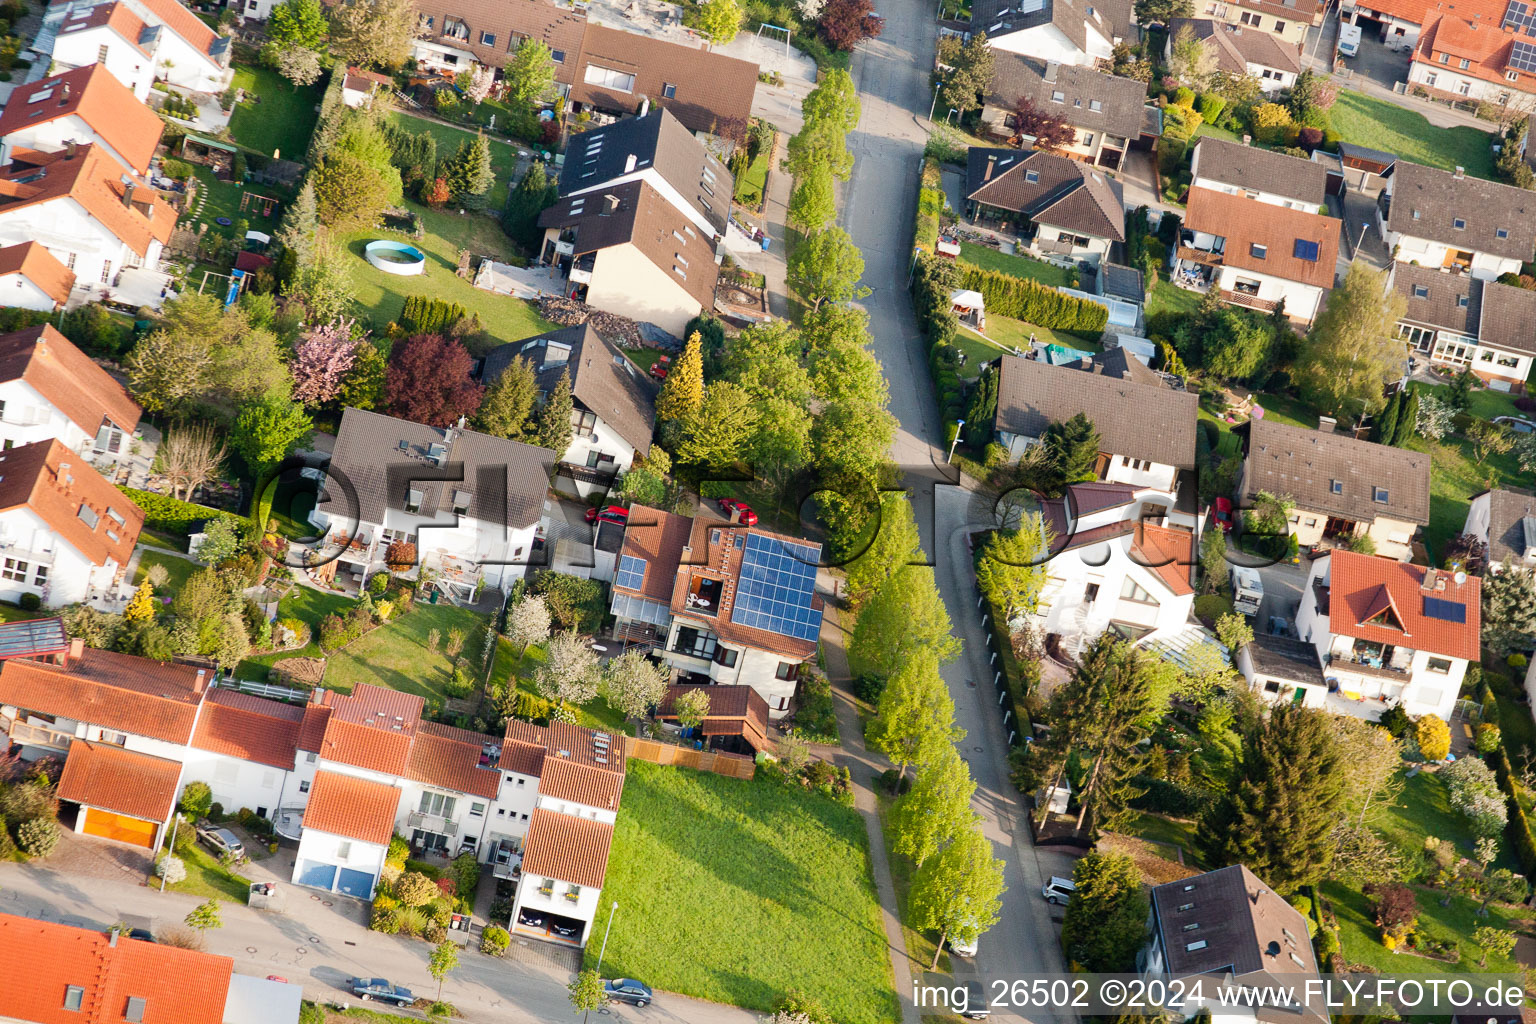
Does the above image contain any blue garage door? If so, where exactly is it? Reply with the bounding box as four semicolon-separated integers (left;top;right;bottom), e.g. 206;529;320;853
297;860;337;891
336;867;376;898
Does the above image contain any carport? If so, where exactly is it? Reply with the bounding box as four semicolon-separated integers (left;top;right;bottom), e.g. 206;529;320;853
56;740;180;850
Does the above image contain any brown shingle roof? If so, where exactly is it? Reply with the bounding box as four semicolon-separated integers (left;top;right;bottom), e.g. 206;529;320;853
995;353;1199;469
0;65;165;175
0;324;140;436
0;438;143;567
1191;137;1327;206
1476;278;1536;357
521;807;613;888
1239;417;1431;526
1169;18;1302;74
613;503;694;603
1392;260;1478;335
405;721;501;799
0;647;206;744
1246;632;1326;686
965;148;1125;242
657;683;771;751
1480;487;1536;564
986;55;1148;139
190;689;302;770
302;770;399;845
0;242;74;308
570;25;757;135
58;740;180;823
1183;187;1340;290
1327;550;1481;660
1385;161;1536;264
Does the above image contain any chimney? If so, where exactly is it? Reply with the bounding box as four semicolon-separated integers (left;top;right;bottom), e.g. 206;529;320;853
1044;61;1059;82
64;140;76;159
603;193;620;213
122;182;135;209
193;668;207;695
109;927;119;947
1317;415;1337;432
624;153;638;173
59;84;70;106
1454;165;1466;179
984;154;997;181
69;636;84;662
1421;567;1438;591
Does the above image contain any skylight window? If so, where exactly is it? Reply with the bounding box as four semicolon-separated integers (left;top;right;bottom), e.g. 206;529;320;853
1330;479;1343;494
1497;227;1510;238
1373;486;1389;503
1025;170;1039;183
1453;217;1467;230
1458;295;1469;307
1413;285;1429;298
1186;940;1208;951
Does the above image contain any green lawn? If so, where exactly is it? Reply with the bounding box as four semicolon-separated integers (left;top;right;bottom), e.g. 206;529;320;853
133;549;198;594
387;113;522;211
228;64;323;160
1369;769;1517;870
1145;281;1201;318
158;842;250;902
593;763;897;1024
1404;429;1524;562
234;586;357;681
1324;880;1522;975
1193;121;1243;143
1415;380;1529;423
268;478;320;541
1121;811;1206;869
488;637;629;733
957;242;1073;288
1330;90;1497;180
953;320;1095;377
733;143;771;208
322;603;492;701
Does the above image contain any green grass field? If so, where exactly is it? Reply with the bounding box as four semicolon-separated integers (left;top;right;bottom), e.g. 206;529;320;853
1121;811;1206;869
159;842;250;902
1330;91;1497;180
1324;880;1522;975
228;64;323;160
957;242;1073;288
133;549;198;593
234;586;357;681
1145;281;1201;318
733;144;771;208
387;113;522;211
322;603;491;701
594;763;897;1024
488;637;629;733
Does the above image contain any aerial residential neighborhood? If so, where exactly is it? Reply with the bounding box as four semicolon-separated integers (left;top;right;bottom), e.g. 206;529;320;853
0;0;1535;1017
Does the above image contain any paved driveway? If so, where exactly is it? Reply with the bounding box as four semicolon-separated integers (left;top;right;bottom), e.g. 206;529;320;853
1338;31;1413;91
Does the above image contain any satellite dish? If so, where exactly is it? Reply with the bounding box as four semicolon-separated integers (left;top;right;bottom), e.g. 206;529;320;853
1454;571;1467;585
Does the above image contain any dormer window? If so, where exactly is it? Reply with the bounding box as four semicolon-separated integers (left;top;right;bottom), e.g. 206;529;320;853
452;490;471;515
1330;479;1343;495
405;488;424;514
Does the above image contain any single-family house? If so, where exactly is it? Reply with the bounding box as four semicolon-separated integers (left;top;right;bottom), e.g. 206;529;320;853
557;108;730;241
1294;551;1481;721
1390;261;1536;390
1195;0;1322;50
1408;11;1536;109
983;54;1154;170
308;407;556;596
568;24;758;135
46;2;159;101
1189;136;1327;209
608;505;823;716
537;179;720;337
476;325;657;495
0;243;75;312
1141;864;1329;1024
656;683;772;755
50;0;234;96
1174;186;1340;324
0;65;163;176
0;439;143;606
1462;487;1536;570
1378;161;1536;280
993;349;1199;492
409;0;587;80
963;147;1126;263
1166;18;1302;90
1236;417;1430;560
0;324;142;464
967;0;1135;65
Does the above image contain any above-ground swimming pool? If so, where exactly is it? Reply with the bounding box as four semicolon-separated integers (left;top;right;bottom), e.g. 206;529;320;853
365;240;427;276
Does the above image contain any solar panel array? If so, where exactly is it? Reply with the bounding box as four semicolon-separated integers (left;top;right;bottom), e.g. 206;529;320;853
731;534;822;642
615;555;647;591
1293;238;1320;262
1512;39;1536;72
1423;597;1468;623
1506;0;1536;33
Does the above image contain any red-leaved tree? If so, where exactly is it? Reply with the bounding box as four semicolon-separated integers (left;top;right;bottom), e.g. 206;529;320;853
382;334;485;427
425;177;451;207
819;0;883;51
290;318;361;407
1010;98;1076;151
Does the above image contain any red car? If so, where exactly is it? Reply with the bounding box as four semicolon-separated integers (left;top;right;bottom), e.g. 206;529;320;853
718;498;758;526
1212;497;1234;533
585;505;629;526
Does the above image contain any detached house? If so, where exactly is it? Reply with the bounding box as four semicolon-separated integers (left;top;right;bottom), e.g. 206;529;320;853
1190;137;1327;210
1462;487;1536;570
1237;417;1430;560
1294;550;1481;721
0;64;163;176
1378;161;1536;279
48;0;234;96
1174;186;1340;324
409;0;587;81
0;243;74;312
0;324;142;465
569;25;758;135
1407;11;1536;109
537;179;720;336
476;325;657;496
609;505;824;716
968;0;1136;65
1166;18;1302;91
1196;0;1322;50
1390;261;1536;390
964;147;1126;263
993;349;1199;494
983;55;1156;170
308;407;556;596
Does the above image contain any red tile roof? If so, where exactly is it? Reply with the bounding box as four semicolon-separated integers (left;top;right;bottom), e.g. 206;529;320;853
0;242;75;308
190;689;302;770
0;65;165;174
0;438;144;567
1414;14;1536;93
613;503;694;603
0;913;232;1024
520;808;613;889
0;647;207;744
1358;0;1503;29
497;719;624;805
1183;186;1341;290
1133;522;1196;597
302;770;399;845
405;721;500;799
297;702;332;753
0;145;176;256
0;324;139;434
318;683;423;775
1326;550;1482;661
135;0;223;57
57;740;180;823
57;2;154;58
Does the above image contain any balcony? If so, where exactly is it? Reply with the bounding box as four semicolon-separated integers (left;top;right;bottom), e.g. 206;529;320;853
407;810;457;836
3;717;73;751
568;253;596;285
1220;288;1279;313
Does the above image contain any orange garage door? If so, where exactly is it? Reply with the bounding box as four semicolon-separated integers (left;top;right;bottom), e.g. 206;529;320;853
81;808;157;848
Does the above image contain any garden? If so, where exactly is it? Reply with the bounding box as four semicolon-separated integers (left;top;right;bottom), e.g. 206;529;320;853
227;63;324;160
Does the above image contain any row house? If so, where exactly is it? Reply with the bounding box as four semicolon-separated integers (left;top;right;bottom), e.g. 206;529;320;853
982;55;1158;171
0;64;163;177
963;147;1127;264
608;505;824;717
1190;137;1328;211
47;0;234;97
1196;0;1322;50
1378;161;1536;280
1166;18;1302;92
1390;261;1536;391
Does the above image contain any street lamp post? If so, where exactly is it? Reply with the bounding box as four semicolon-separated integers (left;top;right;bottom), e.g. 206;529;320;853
159;815;179;892
595;900;619;974
947;420;966;463
929;79;942;122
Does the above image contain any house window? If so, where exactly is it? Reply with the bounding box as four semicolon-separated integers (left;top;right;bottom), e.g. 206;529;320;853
775;661;800;681
1120;578;1157;604
2;558;28;582
1453;217;1466;230
662;82;677;98
443;16;468;38
124;998;146;1024
583;65;636;92
1439;52;1450;63
1498;353;1520;367
480;31;496;45
299;780;310;793
1082;133;1095;147
1330;479;1343;495
337;841;352;858
1024;170;1039;183
1240;10;1260;24
1089;99;1102;111
1250;243;1267;259
1425;73;1438;86
452;490;471;515
97;44;109;62
520;812;529;820
305;751;317;763
1373;486;1389;503
714;646;739;668
1050;90;1065;102
565;883;582;902
1460;57;1471;69
99;264;112;284
32;565;46;587
1275;18;1286;30
419;791;457;818
65;986;84;1011
405;488;424;513
470;802;485;817
516;777;526;787
550;49;565;63
1426;657;1452;673
1233;276;1262;294
672;626;718;660
1413;284;1429;298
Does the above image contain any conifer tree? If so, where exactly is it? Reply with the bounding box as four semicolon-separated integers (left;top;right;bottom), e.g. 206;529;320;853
1483;567;1536;656
1061;852;1148;971
445;134;495;209
476;356;538;440
655;334;704;423
275;179;318;264
535;368;574;456
124;581;156;622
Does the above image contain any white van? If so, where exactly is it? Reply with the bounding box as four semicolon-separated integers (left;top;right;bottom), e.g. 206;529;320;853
1338;23;1362;57
1042;876;1076;905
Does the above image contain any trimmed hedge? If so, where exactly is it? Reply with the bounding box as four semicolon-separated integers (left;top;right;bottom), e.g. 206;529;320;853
1487;741;1536;878
957;265;1108;338
121;488;245;537
974;535;1034;747
915;157;943;254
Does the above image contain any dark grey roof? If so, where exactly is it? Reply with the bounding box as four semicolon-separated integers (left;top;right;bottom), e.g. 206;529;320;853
480;324;658;456
1336;141;1396;170
1101;262;1144;304
594;518;626;554
1246;632;1325;687
965;148;1126;242
557;109;730;236
1391;260;1478;335
986;54;1148;140
1477;278;1536;357
971;0;1134;54
1149;864;1326;1024
1191;137;1326;206
1239;417;1431;526
995;352;1198;468
317;408;556;529
1385;162;1536;264
1169;18;1301;74
1482;488;1536;565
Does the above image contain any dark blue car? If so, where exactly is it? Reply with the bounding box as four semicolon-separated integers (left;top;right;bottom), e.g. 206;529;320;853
349;978;414;1006
603;979;653;1007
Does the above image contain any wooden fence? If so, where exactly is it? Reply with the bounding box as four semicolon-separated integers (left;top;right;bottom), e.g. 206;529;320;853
624;736;755;779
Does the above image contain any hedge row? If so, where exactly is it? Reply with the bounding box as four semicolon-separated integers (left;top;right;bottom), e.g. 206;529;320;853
915;157;943;254
957;265;1108;337
1487;742;1536;878
975;539;1034;747
399;296;468;335
121;488;245;536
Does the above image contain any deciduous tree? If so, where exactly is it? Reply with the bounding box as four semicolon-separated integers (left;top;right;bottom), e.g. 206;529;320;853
850;566;962;680
890;742;976;867
935;32;994;115
788;227;870;312
909;825;1006;970
788;162;836;232
266;0;328;52
1010;98;1075;150
1169;24;1217;88
535;630;601;720
289;318;360;406
843;491;924;609
383;334;485;427
867;651;961;780
601;649;670;719
155;423;226;501
328;0;415;68
1296;263;1407;418
819;0;884;51
231;398;313;475
975;515;1050;622
694;0;742;45
275;46;322;89
673;687;712;732
1416;714;1451;761
504;39;555;108
184;899;222;931
427;939;458;1000
505;595;552;654
1330;715;1404;824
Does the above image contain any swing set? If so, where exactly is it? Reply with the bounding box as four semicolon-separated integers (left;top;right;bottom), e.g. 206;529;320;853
240;191;281;218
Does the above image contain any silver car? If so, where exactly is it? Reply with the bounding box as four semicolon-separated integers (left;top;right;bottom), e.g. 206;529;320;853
199;826;245;859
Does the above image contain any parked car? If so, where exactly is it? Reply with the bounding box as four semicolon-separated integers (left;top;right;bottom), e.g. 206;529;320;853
717;498;758;526
1041;876;1076;905
585;505;629;525
197;826;245;859
551;920;581;939
126;928;154;943
960;980;991;1020
518;909;547;929
348;979;414;1006
604;979;654;1007
1493;415;1536;433
1211;496;1233;533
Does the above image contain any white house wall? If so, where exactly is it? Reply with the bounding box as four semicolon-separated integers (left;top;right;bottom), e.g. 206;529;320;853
987;23;1111;65
292;828;387;899
0;378;96;452
0;274;60;312
51;27;154;101
0;505;113;606
1212;264;1326;321
0;196;152;295
1380;221;1521;281
563;415;639;478
177;749;289;818
1102;457;1179;492
584;242;704;337
0;114;142;174
1190;170;1320;211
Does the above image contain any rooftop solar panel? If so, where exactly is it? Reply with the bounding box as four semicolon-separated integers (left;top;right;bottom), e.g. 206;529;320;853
1293;238;1320;262
0;616;67;659
1506;0;1536;34
615;555;647;591
1512;39;1536;71
1422;597;1467;623
730;534;823;642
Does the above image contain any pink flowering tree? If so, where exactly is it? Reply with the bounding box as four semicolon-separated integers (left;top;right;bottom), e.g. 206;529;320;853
290;318;361;407
466;64;495;106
